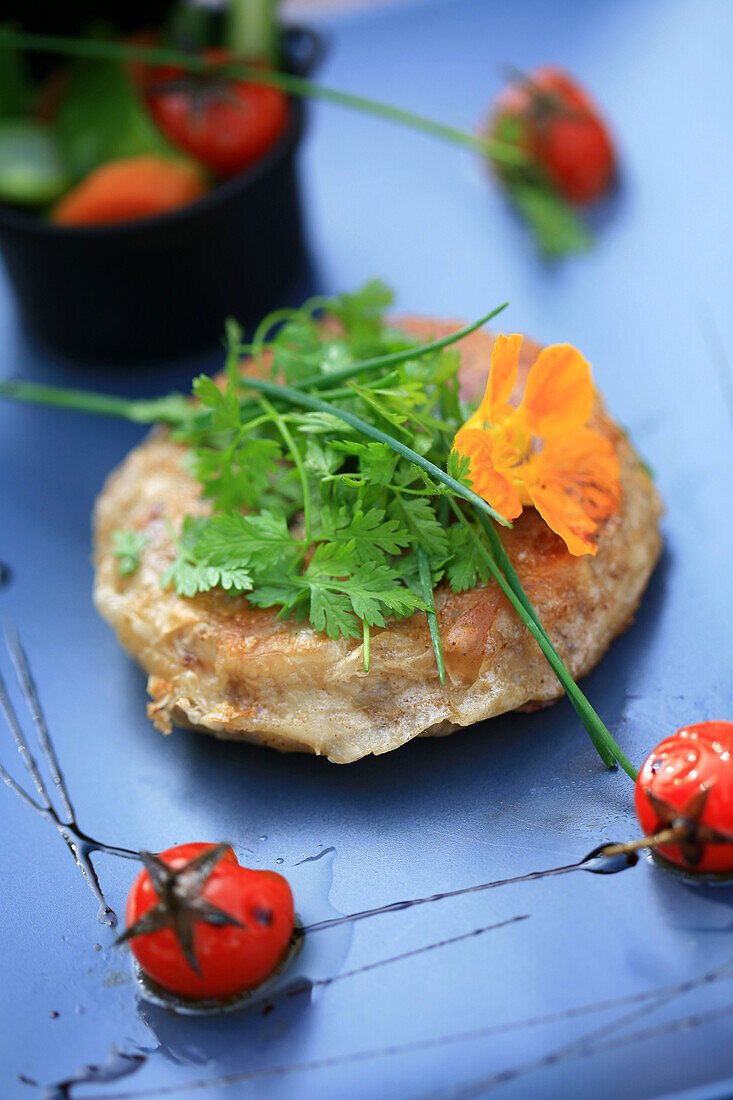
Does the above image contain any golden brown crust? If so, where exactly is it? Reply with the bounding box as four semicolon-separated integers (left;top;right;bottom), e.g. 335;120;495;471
93;320;663;762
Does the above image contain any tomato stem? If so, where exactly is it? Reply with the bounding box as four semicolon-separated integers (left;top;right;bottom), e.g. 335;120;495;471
601;825;692;857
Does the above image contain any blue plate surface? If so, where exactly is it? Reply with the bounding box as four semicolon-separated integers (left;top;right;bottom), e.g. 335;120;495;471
1;1;733;1097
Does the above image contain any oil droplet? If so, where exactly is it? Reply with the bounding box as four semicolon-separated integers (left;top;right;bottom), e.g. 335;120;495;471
49;1011;60;1020
275;857;284;865
259;835;267;842
93;943;103;952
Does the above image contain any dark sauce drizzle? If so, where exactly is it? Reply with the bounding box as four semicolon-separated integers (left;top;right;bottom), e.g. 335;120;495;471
258;913;531;1017
0;626;137;928
32;917;531;1096
0;623;637;939
20;1049;147;1100
299;846;636;936
0;619;644;968
0;626;702;1100
63;957;733;1100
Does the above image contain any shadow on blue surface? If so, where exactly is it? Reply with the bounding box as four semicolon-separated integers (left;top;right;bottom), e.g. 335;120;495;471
2;0;733;1097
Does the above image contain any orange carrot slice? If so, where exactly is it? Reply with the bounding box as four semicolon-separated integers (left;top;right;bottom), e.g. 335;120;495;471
52;154;207;226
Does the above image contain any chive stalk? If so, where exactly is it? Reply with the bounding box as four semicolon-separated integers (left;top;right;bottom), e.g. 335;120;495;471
362;619;371;672
0;296;635;776
0;29;528;168
239;372;635;776
449;500;637;779
0;379;191;424
234;373;510;527
0;305;506;430
416;548;446;685
258;395;312;548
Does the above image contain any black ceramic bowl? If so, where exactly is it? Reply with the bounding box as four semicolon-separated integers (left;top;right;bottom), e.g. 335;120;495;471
0;27;324;363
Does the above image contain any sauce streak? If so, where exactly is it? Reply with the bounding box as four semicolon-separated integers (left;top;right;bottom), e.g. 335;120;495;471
0;626;137;927
45;1049;146;1099
300;846;636;935
0;621;638;935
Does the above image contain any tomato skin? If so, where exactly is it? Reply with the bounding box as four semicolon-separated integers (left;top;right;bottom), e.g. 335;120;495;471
125;843;295;1000
145;51;289;176
493;66;615;204
151;841;238;867
635;722;733;875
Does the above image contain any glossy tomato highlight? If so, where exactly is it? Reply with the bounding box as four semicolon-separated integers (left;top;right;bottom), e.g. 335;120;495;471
124;842;295;999
635;722;733;875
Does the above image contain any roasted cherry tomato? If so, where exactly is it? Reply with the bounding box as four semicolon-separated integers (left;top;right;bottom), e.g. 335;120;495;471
635;722;733;875
145;50;288;176
123;842;295;999
492;66;616;204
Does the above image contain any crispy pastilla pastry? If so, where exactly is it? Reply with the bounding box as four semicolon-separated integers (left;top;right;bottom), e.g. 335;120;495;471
93;320;663;763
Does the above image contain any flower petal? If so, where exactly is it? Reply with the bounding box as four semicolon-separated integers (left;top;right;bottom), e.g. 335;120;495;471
460;333;522;432
527;483;600;556
524;429;621;556
540;430;621;518
453;428;523;521
519;344;594;438
487;334;523;421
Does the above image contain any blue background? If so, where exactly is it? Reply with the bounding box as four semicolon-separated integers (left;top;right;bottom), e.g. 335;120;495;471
1;0;732;1097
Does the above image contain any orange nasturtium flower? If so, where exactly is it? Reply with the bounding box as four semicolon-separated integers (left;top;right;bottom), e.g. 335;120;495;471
453;334;621;556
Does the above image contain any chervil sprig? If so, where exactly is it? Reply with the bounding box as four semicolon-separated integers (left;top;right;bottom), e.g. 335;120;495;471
111;529;147;576
160;519;254;597
0;282;634;774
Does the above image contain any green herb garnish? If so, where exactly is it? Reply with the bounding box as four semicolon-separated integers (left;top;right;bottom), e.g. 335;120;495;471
112;529;148;576
492;113;592;258
506;177;592;257
0;282;635;777
0;29;591;253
